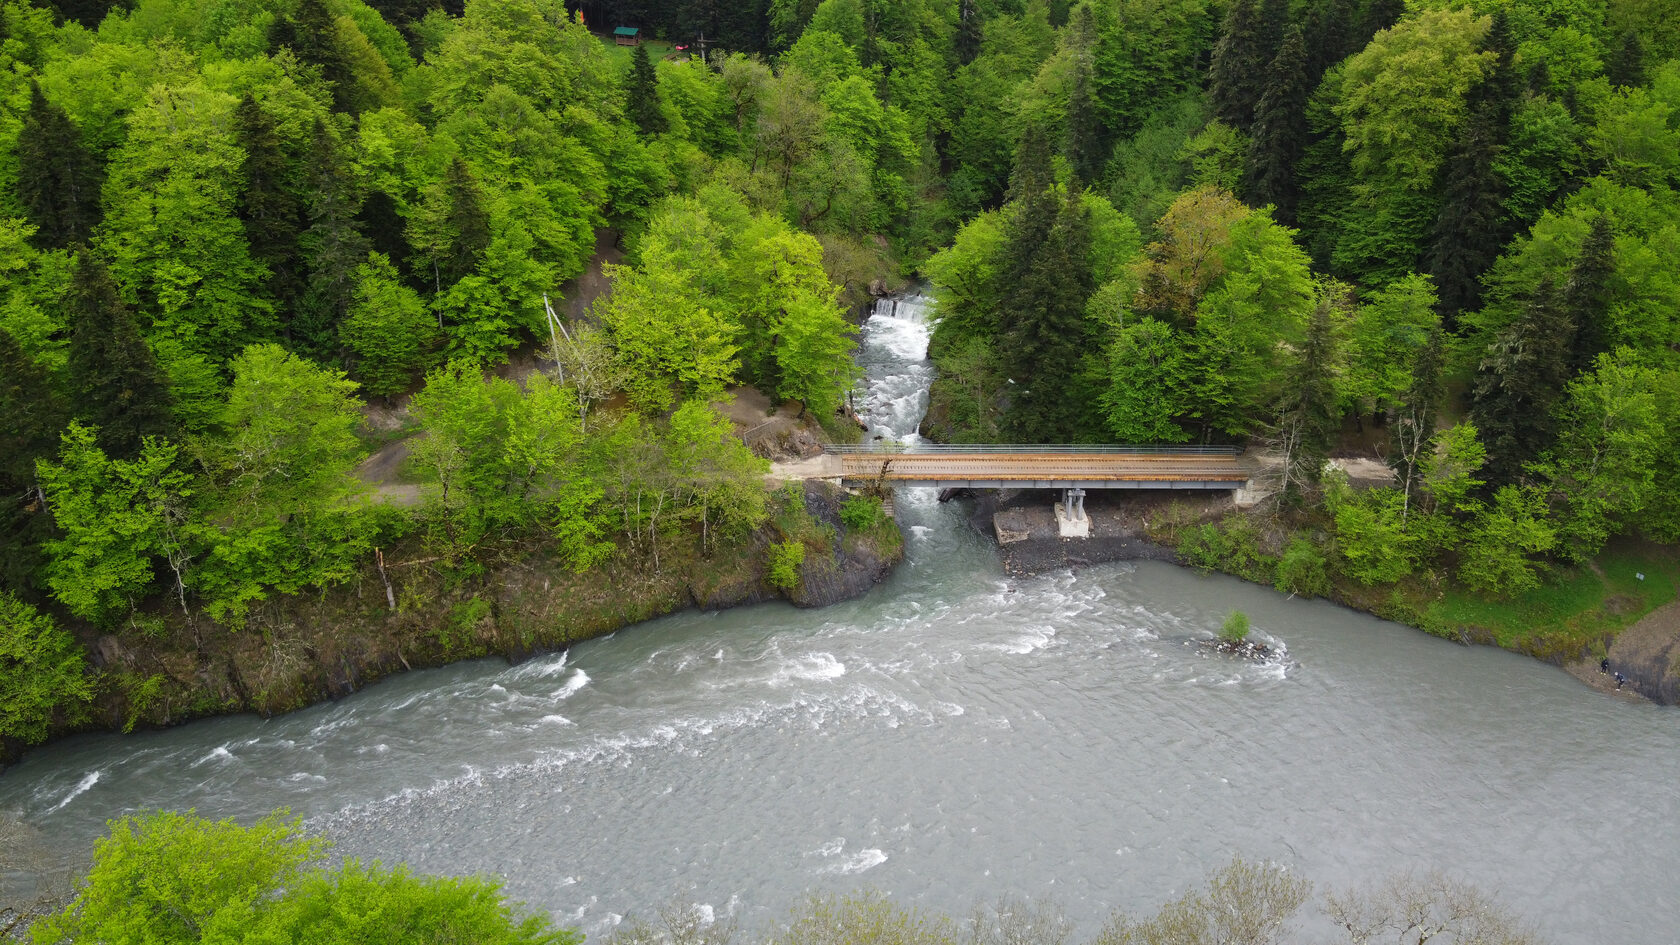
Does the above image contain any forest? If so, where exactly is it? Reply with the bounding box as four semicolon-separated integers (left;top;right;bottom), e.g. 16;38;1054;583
0;0;1677;752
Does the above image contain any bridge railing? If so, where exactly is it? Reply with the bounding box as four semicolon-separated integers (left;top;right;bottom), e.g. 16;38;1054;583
827;443;1243;456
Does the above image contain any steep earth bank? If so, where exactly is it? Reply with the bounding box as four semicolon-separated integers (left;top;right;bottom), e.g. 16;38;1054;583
6;481;901;770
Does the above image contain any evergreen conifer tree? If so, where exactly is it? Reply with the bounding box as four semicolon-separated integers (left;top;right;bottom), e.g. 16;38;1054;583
1255;0;1289;67
1002;190;1094;442
955;0;982;65
1608;31;1645;88
625;44;668;135
51;0;128;27
0;331;65;596
1426;14;1516;320
362;0;440;35
281;0;356;114
716;0;769;53
1006;123;1055;204
440;158;491;285
1277;294;1341;498
358;189;413;278
1426;105;1504;320
1358;0;1404;42
15;82;103;250
1064;60;1103;185
1470;280;1574;484
1302;0;1354;82
66;254;175;460
1562;215;1615;379
295;121;370;354
1243;25;1310;221
235;94;305;315
999;127;1058;317
1208;0;1266;131
996;127;1075;439
0;330;65;490
1476;11;1520;125
1062;5;1102;184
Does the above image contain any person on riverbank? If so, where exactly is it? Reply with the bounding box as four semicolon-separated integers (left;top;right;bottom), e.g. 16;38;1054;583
1615;671;1627;690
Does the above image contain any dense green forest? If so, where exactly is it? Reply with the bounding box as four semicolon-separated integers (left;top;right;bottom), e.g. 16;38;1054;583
0;0;1677;750
913;0;1679;627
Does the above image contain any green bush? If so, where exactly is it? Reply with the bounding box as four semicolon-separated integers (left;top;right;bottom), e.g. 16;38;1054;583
1220;610;1251;644
1175;519;1275;584
1274;536;1332;598
840;495;888;532
438;598;493;656
1175;524;1224;573
768;541;806;590
1328;484;1417;586
0;593;93;745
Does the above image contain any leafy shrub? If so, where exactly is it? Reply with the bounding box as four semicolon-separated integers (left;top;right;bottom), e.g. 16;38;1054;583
840;495;888;532
1327;482;1417;586
1274;536;1332;598
0;593;93;745
1175;524;1224;573
438;598;492;656
1220;610;1251;643
1457;485;1555;597
1175;519;1275;584
768;541;806;590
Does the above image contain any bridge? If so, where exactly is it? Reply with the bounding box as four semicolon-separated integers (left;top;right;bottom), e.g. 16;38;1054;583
826;444;1251;492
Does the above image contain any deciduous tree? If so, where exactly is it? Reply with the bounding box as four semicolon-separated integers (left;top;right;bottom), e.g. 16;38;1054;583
37;424;192;626
342;252;436;401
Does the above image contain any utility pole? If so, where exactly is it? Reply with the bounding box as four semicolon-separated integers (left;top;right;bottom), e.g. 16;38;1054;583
542;293;568;385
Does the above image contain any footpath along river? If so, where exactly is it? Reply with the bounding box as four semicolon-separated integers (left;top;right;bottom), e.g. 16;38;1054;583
4;293;1678;942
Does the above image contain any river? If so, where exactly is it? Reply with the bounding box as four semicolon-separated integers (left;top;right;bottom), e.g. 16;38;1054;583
4;294;1678;942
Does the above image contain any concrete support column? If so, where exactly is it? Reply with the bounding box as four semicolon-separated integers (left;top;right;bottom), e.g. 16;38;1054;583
1055;489;1090;539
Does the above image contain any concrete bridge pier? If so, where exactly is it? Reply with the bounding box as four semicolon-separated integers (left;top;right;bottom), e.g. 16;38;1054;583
1056;488;1089;538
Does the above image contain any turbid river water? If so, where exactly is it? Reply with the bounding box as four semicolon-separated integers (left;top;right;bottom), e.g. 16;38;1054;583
4;295;1678;942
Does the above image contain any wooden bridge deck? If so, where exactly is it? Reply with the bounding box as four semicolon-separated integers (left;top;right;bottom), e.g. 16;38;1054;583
834;449;1250;490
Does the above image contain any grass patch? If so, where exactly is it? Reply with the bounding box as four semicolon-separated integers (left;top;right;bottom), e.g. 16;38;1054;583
593;34;677;69
839;493;902;558
1426;541;1680;658
354;417;420;453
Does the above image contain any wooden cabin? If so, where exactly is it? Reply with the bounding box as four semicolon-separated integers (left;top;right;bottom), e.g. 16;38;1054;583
613;26;640;46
